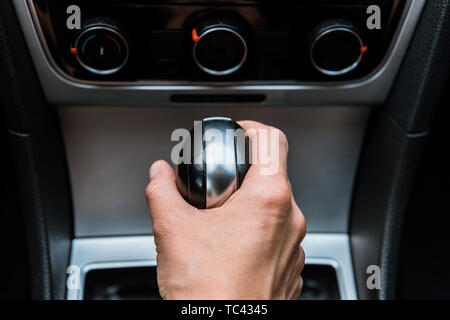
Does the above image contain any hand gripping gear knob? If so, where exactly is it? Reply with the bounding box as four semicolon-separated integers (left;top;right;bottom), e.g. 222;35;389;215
176;117;251;209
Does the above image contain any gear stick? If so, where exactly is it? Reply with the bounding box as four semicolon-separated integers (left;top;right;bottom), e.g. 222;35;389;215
176;117;251;209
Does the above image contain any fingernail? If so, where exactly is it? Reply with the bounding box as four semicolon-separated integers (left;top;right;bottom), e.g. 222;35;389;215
150;161;161;180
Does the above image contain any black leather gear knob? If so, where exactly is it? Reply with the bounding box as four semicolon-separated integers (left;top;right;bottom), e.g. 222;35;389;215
176;117;251;209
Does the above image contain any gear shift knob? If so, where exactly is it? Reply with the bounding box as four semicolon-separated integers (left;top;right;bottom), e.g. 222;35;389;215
176;117;251;209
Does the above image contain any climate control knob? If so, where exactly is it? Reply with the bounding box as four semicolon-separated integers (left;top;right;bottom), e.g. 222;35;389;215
192;17;248;76
73;21;129;75
310;20;367;76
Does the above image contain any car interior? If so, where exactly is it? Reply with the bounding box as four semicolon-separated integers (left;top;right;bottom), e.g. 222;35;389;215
1;0;449;300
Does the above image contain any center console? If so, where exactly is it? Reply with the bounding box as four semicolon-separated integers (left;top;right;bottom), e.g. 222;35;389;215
11;0;427;300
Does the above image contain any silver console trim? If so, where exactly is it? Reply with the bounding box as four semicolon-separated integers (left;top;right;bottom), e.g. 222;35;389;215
60;106;370;236
13;0;425;107
67;233;357;300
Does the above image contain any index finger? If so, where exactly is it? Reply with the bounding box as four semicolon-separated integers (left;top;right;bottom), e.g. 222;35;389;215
237;120;289;176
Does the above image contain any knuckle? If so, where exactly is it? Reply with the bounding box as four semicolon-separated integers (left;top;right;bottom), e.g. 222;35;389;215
274;127;288;150
292;211;307;241
145;184;152;202
258;178;291;210
299;214;306;239
299;276;304;293
299;247;306;267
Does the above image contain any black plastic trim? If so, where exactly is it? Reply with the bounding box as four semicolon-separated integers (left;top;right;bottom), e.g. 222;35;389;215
386;0;450;133
349;0;450;300
350;111;426;300
0;1;74;300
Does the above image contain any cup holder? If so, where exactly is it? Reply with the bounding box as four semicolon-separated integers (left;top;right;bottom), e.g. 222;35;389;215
83;264;340;300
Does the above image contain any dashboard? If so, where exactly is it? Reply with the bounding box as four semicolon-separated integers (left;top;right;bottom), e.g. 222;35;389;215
32;0;404;82
15;0;424;107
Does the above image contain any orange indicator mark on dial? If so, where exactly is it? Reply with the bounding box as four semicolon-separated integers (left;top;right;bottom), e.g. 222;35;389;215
192;28;200;43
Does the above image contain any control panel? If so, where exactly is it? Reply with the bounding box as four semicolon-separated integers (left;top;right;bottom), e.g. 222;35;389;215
31;0;406;82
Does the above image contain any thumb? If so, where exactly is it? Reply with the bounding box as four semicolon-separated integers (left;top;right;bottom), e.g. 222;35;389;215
145;160;193;221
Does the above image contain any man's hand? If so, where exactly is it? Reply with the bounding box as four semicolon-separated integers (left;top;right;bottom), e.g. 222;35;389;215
145;121;306;300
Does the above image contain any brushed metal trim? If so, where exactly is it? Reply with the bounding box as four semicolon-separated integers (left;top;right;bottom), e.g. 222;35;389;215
13;0;426;107
59;106;370;236
66;233;357;300
203;117;238;208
